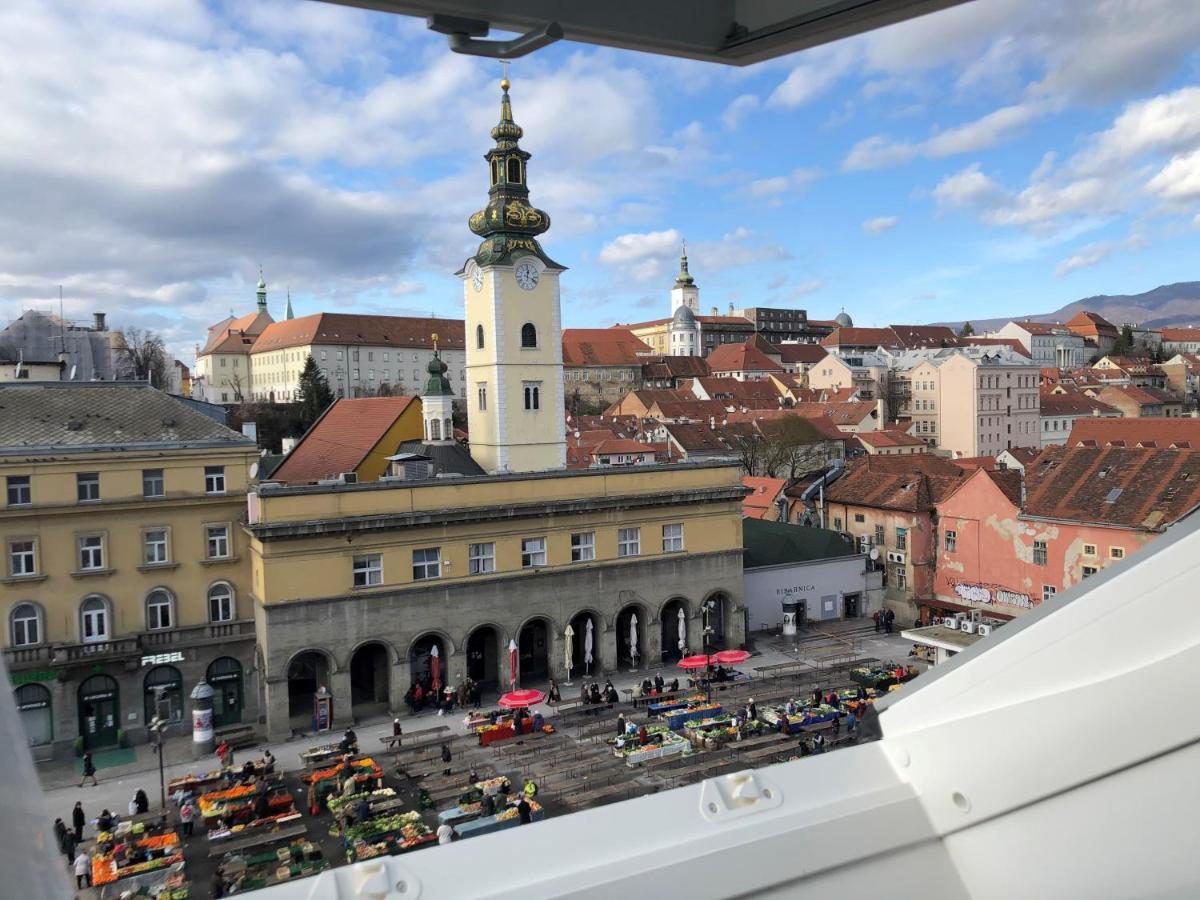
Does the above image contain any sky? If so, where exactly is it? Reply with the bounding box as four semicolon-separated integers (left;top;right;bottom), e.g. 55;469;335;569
1;0;1199;361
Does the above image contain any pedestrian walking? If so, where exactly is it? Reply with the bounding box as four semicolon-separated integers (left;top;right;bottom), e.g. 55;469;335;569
873;610;881;632
884;609;895;634
517;796;532;825
548;679;561;704
72;802;85;843
135;788;150;814
616;713;627;737
78;752;98;787
73;849;91;889
441;743;452;776
180;800;195;837
128;794;139;816
54;819;73;863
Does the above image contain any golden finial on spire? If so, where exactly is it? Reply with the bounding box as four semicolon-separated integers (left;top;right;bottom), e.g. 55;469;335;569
500;58;510;91
431;332;439;352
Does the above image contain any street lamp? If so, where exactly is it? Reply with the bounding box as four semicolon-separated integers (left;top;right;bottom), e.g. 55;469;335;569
149;686;168;813
702;599;716;704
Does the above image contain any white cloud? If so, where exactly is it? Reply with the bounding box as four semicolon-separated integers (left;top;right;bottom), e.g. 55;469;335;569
787;280;824;301
1054;234;1146;277
722;94;759;129
862;216;899;235
391;281;424;296
1147;149;1200;201
598;229;682;281
747;168;818;199
843;135;918;171
693;227;791;272
767;45;855;108
933;164;1004;208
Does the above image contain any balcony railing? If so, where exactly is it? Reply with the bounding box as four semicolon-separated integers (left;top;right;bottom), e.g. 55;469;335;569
4;620;255;670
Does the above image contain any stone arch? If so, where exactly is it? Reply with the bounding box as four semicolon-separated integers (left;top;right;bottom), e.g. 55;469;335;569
565;609;604;677
463;622;505;688
700;590;735;649
342;638;399;672
285;647;335;721
515;614;555;685
349;641;392;713
615;601;650;669
407;632;453;694
658;596;693;662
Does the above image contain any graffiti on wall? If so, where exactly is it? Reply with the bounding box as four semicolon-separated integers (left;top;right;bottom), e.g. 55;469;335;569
950;580;1037;610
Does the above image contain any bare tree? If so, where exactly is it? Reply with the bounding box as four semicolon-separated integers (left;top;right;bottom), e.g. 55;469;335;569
114;327;171;387
227;371;246;403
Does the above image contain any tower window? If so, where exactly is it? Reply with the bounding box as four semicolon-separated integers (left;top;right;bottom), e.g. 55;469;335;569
521;322;538;348
477;383;487;411
523;382;541;411
507;157;522;183
476;324;485;349
491;159;500;185
430;419;441;440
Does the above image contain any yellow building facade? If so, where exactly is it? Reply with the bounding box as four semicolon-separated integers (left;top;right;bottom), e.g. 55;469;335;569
2;383;258;757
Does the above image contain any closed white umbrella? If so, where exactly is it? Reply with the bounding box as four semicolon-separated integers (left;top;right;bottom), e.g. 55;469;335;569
677;606;687;652
630;613;639;669
564;624;575;685
584;618;594;675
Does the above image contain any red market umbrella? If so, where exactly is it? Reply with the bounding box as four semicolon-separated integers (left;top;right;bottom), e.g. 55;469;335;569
712;649;751;665
677;654;712;671
430;644;442;693
498;689;546;709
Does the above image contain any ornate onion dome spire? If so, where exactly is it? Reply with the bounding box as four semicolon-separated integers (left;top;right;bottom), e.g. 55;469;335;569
465;73;563;271
675;243;695;286
256;267;267;311
423;334;454;397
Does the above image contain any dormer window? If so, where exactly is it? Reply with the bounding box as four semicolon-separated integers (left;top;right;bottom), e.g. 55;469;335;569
507;158;522;183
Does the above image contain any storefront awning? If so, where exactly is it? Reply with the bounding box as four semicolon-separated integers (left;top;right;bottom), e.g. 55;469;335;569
920;597;1014;622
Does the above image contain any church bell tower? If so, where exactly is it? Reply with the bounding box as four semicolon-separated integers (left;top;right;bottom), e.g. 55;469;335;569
459;75;567;474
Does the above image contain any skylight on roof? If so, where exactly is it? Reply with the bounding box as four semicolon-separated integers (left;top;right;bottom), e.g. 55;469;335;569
1105;487;1124;503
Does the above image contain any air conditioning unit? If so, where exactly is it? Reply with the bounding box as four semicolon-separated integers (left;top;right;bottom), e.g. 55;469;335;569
960;620;977;634
975;624;992;636
942;617;959;628
886;551;906;565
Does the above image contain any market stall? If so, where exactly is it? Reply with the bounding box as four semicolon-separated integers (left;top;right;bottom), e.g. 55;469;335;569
96;860;187;900
608;723;689;766
660;700;722;730
453;799;544;839
197;782;294;828
302;756;383;805
342;811;436;862
757;702;840;734
682;715;768;748
167;756;272;796
299;744;345;769
91;832;184;888
218;837;327;892
207;808;303;845
326;786;403;819
850;665;901;690
436;776;513;825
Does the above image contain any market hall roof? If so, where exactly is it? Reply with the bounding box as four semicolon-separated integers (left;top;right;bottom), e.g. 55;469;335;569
0;382;253;454
743;518;857;568
251;313;464;353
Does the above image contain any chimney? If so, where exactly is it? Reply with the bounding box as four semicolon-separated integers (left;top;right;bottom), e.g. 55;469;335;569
93;312;107;332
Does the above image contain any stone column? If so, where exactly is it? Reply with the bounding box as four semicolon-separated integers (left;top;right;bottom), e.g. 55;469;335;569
600;627;618;677
264;676;291;743
645;617;663;668
389;656;412;717
546;627;563;683
328;668;353;730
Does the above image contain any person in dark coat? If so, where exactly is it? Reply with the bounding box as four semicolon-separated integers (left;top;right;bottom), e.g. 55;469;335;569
480;793;496;817
516;796;532;825
54;819;74;863
616;713;627;737
210;871;226;899
254;791;270;821
441;743;452;776
884;609;895;634
79;752;98;787
72;802;86;843
97;809;114;833
134;788;150;814
355;795;371;825
747;698;758;721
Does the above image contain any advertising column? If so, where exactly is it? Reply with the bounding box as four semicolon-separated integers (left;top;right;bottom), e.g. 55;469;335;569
190;681;215;759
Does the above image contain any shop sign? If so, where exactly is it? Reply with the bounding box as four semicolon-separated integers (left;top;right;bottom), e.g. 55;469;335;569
775;584;816;597
82;690;115;702
18;698;50;711
209;671;239;683
141;651;184;666
9;670;56;686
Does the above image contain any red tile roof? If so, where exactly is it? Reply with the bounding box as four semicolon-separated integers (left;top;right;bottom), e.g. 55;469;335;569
1098;384;1180;408
1067;417;1200;449
792;400;878;428
1157;327;1200;342
857;430;927;449
562;328;652;366
270;396;416;483
825;455;968;512
821;326;894;348
1024;444;1200;530
687;376;783;402
1066;311;1120;339
952;455;997;471
641;356;711;380
742;476;788;518
199;310;274;355
253;314;464;352
705;342;786;374
1039;389;1118;416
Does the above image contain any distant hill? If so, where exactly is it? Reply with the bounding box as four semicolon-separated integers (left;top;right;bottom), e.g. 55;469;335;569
946;282;1200;333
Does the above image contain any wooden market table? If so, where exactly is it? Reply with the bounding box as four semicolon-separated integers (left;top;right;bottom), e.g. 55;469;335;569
207;822;309;858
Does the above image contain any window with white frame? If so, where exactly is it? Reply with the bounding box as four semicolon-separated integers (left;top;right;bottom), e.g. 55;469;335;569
1082;543;1097;557
9;602;40;646
468;543;495;576
76;472;100;502
522;537;546;568
78;535;104;570
893;564;907;591
570;532;594;563
6;475;31;507
412;548;440;580
208;583;234;622
143;529;169;565
618;527;641;558
204;466;226;494
1033;540;1048;566
352;554;383;587
142;468;165;498
1110;546;1125;560
80;596;109;642
944;530;957;553
662;524;684;552
206;525;230;559
9;540;35;577
895;526;907;550
145;589;173;630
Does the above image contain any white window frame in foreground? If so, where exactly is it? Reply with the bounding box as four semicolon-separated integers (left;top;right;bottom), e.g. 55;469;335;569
570;532;595;563
412;548;441;581
468;542;495;576
662;523;684;553
522;537;546;568
353;554;383;588
618;527;641;558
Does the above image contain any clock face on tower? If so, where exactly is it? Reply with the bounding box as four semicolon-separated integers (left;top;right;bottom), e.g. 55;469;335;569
515;262;540;291
471;268;484;292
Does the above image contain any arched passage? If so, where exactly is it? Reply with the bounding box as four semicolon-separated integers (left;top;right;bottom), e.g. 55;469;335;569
350;642;390;715
660;598;690;663
615;605;646;670
286;650;330;720
207;657;244;728
702;591;733;650
567;611;601;678
465;625;500;687
517;618;549;684
409;634;447;692
143;664;184;726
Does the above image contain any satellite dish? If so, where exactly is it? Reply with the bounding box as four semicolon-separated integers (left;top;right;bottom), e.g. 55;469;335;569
249;462;260;479
869;548;880;561
68;365;77;381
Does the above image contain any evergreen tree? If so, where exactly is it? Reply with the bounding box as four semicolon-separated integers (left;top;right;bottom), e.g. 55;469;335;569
1111;324;1135;357
296;355;334;430
958;321;975;337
